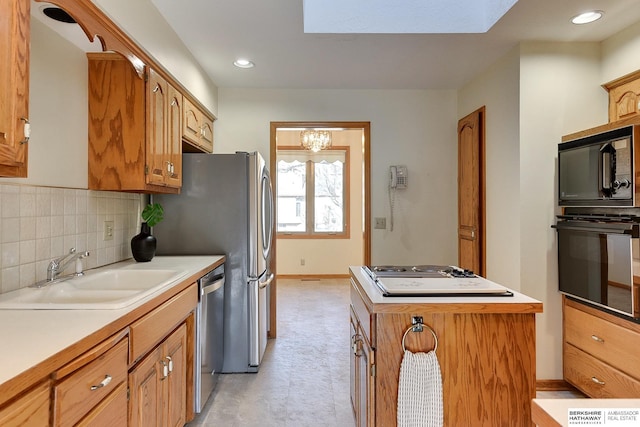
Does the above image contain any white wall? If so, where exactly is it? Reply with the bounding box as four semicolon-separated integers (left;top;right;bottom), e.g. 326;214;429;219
519;41;605;380
276;129;364;275
217;88;459;267
458;46;521;288
458;41;606;380
94;0;218;116
602;20;640;84
1;19;88;188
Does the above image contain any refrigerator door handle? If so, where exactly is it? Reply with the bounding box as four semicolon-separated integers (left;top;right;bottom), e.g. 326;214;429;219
248;272;274;289
258;273;274;289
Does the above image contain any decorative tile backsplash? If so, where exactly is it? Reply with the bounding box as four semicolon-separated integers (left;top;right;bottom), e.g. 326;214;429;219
0;184;144;294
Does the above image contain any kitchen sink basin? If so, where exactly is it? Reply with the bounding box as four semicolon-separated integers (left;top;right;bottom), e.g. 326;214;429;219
0;269;188;310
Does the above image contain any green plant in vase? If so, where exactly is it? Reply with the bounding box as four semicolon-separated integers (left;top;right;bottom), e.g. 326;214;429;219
131;203;164;262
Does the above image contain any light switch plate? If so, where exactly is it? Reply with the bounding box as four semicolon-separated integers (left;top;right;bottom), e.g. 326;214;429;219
374;217;386;229
103;220;114;240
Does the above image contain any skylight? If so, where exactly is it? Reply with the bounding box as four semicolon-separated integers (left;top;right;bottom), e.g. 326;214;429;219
303;0;519;34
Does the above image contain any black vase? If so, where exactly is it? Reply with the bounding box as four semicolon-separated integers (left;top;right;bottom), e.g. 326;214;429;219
131;222;156;262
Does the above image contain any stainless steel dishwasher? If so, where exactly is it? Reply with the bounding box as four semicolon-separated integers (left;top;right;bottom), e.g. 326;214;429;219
195;263;225;413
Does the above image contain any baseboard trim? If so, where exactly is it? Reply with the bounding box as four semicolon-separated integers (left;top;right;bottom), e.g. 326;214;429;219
278;274;350;280
536;379;575;392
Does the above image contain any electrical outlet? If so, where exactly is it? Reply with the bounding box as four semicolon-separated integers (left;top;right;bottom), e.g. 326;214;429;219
374;217;386;229
300;258;305;266
103;220;114;241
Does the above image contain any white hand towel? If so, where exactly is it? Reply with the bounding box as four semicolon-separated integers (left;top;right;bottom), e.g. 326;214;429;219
397;349;443;427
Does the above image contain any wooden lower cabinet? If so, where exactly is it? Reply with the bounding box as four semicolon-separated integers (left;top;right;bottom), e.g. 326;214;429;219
563;296;640;398
53;333;129;426
129;322;188;427
350;307;374;427
0;381;50;426
350;275;539;426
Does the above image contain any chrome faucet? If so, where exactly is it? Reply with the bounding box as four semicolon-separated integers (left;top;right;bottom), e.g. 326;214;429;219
46;248;90;282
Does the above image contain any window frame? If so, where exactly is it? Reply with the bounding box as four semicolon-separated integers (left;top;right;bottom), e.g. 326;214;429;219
276;145;350;239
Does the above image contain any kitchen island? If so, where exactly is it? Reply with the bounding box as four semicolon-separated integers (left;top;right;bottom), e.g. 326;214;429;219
350;266;543;426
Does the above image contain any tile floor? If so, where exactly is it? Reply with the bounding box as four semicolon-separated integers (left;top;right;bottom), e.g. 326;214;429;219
188;278;584;426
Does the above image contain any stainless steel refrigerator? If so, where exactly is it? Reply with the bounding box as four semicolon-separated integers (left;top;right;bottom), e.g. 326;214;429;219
153;151;274;373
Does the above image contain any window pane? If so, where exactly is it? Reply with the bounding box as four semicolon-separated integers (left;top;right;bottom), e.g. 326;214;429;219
277;160;306;232
314;161;344;232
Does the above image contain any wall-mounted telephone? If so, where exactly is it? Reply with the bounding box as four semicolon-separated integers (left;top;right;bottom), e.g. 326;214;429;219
390;165;408;189
388;166;407;232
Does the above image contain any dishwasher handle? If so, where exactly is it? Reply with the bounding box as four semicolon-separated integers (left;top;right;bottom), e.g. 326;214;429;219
202;277;224;296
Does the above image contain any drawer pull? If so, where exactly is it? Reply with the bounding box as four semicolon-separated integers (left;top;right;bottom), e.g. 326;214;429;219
591;335;605;343
591;376;606;386
90;375;112;390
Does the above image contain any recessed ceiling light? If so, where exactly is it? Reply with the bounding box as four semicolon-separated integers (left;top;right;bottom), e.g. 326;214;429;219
233;59;255;69
571;10;604;25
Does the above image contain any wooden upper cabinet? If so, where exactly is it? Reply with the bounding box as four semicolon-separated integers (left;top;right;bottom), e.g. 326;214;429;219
0;0;30;177
88;53;181;193
182;97;214;153
603;70;640;123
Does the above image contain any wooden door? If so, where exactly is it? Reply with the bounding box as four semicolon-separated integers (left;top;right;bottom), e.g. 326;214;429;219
166;84;182;188
0;381;49;427
0;0;29;177
146;69;167;186
457;107;485;275
200;118;214;152
129;346;163;427
164;324;187;427
182;98;201;147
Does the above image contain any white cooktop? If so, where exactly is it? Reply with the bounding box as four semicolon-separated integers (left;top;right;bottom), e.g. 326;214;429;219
374;276;512;296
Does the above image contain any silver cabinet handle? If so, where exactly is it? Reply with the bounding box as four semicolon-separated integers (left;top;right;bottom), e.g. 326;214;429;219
20;117;30;144
152;84;161;93
166;356;173;373
591;376;605;385
591;335;604;343
90;375;112;390
160;360;169;380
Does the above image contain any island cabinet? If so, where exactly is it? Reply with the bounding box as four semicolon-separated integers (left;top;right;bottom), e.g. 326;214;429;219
87;52;182;194
349;268;543;427
183;97;215;153
0;0;29;178
563;296;640;397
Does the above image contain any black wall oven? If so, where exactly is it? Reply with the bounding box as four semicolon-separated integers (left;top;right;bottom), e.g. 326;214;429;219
554;214;640;318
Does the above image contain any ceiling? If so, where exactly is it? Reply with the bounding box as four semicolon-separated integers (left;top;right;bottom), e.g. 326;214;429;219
51;1;640;91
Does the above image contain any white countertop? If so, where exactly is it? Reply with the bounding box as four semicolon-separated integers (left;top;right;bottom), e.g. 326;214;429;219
0;255;223;388
350;266;542;308
533;398;640;426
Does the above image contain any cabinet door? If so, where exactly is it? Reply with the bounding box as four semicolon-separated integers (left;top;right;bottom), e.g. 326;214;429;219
200;117;214;153
182;98;201;147
0;0;29;177
357;331;374;427
350;313;359;421
166;84;182;188
0;381;50;427
146;69;167;186
164;324;188;427
129;346;163;427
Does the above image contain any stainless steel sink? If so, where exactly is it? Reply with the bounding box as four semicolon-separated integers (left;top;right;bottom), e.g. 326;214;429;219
0;268;188;310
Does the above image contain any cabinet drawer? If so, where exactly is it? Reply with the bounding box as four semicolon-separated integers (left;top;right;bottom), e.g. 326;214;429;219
76;382;127;426
130;282;197;363
53;337;128;427
564;304;640;379
564;343;640;397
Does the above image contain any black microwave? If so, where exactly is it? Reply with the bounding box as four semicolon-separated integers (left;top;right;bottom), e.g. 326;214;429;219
558;124;639;207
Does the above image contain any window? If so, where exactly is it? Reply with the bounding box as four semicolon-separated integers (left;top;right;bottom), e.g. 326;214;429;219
277;147;349;238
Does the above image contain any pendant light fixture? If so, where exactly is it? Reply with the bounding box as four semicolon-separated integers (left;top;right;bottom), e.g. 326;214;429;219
300;129;332;152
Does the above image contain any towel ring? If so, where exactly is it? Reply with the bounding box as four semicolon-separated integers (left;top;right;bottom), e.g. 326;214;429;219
401;322;438;353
